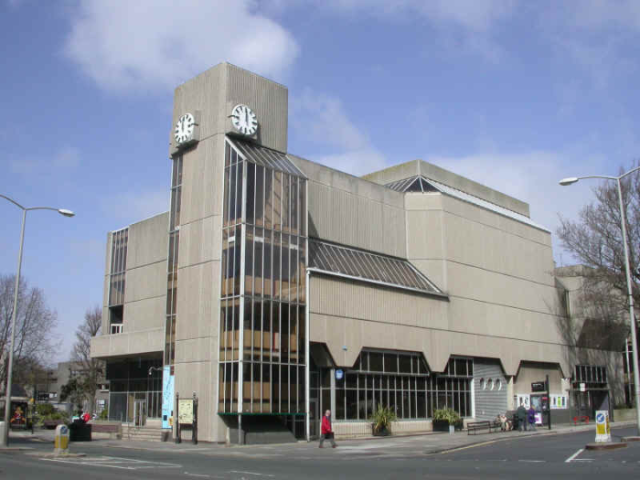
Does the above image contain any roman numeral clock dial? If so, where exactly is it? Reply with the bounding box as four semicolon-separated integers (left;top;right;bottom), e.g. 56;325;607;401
230;104;258;136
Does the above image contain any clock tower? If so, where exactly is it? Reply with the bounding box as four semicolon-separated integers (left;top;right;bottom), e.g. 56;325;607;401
164;63;290;443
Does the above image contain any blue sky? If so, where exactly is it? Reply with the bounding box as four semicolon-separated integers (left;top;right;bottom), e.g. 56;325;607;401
1;0;639;362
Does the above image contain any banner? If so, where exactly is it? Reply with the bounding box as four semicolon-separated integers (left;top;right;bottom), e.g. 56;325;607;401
161;366;174;430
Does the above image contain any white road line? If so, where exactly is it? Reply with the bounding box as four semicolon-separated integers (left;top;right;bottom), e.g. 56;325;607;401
229;471;275;477
565;448;584;463
518;460;546;463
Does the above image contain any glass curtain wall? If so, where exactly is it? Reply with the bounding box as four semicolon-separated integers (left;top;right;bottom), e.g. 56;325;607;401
108;228;128;329
317;351;473;421
108;359;163;422
164;156;183;369
219;139;307;418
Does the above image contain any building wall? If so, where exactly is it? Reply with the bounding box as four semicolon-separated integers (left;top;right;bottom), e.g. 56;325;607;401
291;155;407;258
92;213;169;359
404;192;568;376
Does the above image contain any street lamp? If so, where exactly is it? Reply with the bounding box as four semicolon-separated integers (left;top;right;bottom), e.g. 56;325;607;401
0;193;75;447
559;165;640;436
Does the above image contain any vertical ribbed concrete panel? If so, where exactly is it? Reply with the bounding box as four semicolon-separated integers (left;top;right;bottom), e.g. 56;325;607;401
171;63;289;442
473;360;508;421
291;155;406;257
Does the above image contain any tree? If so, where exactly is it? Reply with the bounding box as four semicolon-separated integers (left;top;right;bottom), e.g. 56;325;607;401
67;306;104;414
0;274;58;391
557;163;640;311
556;163;640;406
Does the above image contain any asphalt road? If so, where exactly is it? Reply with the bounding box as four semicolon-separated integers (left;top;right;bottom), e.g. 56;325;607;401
1;427;638;479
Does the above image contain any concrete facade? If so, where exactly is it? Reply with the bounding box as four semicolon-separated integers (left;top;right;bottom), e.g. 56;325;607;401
92;62;623;442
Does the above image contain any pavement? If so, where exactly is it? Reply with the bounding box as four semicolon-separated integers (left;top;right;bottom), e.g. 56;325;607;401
2;419;634;455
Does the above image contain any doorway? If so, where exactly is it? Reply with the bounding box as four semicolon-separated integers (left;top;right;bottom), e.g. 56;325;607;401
133;399;147;426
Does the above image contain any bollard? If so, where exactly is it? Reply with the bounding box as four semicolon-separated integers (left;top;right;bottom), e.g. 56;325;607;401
54;424;70;455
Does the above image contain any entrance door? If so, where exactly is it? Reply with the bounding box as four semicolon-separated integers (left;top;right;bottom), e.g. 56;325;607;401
134;400;147;426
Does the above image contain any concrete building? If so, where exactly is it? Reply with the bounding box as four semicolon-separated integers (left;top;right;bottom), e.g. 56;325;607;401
91;63;622;443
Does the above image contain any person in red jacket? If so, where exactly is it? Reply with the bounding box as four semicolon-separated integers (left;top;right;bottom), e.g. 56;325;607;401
319;410;337;448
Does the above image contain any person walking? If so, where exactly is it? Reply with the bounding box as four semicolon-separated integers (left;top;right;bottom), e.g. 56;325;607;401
516;403;528;432
527;405;537;432
319;410;337;448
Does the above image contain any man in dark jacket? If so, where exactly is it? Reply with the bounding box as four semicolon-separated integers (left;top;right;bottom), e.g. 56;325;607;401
319;410;337;448
516;403;528;432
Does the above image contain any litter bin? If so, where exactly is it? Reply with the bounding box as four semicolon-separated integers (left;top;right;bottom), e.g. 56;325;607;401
69;420;92;441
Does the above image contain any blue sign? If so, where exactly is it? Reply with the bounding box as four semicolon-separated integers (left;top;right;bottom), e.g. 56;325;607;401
596;413;605;423
336;369;344;380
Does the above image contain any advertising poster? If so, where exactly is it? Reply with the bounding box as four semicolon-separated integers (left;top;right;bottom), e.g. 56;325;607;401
161;366;174;430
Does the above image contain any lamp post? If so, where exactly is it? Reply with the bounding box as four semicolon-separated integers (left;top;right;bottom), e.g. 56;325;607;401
0;193;74;447
559;165;640;436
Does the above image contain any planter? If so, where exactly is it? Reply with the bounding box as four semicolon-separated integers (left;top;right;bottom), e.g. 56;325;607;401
432;419;463;432
372;424;391;436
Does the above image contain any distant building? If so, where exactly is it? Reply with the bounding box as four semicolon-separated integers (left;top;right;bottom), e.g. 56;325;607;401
91;63;624;442
31;361;109;414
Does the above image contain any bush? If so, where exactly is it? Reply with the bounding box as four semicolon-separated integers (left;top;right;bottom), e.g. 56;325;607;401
369;404;397;434
433;407;461;424
99;408;108;420
36;403;55;417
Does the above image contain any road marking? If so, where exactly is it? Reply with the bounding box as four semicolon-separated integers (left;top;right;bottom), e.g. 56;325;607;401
184;473;211;478
41;455;182;471
518;460;545;463
565;448;584;463
229;471;274;477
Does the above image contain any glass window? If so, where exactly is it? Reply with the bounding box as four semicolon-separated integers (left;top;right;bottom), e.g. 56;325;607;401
384;353;397;374
246;162;255;225
369;352;383;372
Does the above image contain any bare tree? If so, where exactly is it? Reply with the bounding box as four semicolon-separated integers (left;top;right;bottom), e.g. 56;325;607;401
556;163;640;407
0;274;58;390
557;162;640;310
68;306;104;413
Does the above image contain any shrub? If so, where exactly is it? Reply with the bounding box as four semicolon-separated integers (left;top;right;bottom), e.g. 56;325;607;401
36;403;55;417
99;408;108;420
369;404;397;434
433;407;461;424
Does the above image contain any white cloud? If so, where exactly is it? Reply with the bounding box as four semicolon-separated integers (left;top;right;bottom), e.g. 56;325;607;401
290;88;387;176
64;0;300;93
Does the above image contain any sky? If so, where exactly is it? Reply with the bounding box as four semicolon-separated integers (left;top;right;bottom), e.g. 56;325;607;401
1;0;640;363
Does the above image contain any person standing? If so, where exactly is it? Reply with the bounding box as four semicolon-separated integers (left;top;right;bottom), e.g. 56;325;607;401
319;410;337;448
527;405;537;432
516;403;528;432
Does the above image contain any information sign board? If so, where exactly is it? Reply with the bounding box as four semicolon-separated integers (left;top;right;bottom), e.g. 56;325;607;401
178;399;194;425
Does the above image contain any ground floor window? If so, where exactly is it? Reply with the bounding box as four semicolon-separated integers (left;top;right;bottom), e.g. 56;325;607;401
106;358;162;422
313;350;472;421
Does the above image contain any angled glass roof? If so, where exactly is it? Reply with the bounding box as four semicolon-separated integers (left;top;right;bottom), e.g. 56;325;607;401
227;137;307;178
384;175;549;232
308;239;445;297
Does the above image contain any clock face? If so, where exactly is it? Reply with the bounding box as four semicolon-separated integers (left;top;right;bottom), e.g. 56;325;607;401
231;104;258;136
174;113;195;145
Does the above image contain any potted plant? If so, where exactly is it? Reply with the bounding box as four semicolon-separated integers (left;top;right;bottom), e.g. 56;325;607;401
432;408;462;433
370;404;397;436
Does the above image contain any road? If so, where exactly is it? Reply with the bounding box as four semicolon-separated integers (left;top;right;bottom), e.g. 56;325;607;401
1;427;638;479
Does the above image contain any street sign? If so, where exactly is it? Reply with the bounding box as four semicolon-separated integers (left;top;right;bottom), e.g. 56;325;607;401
595;410;611;443
531;381;546;392
336;369;344;380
